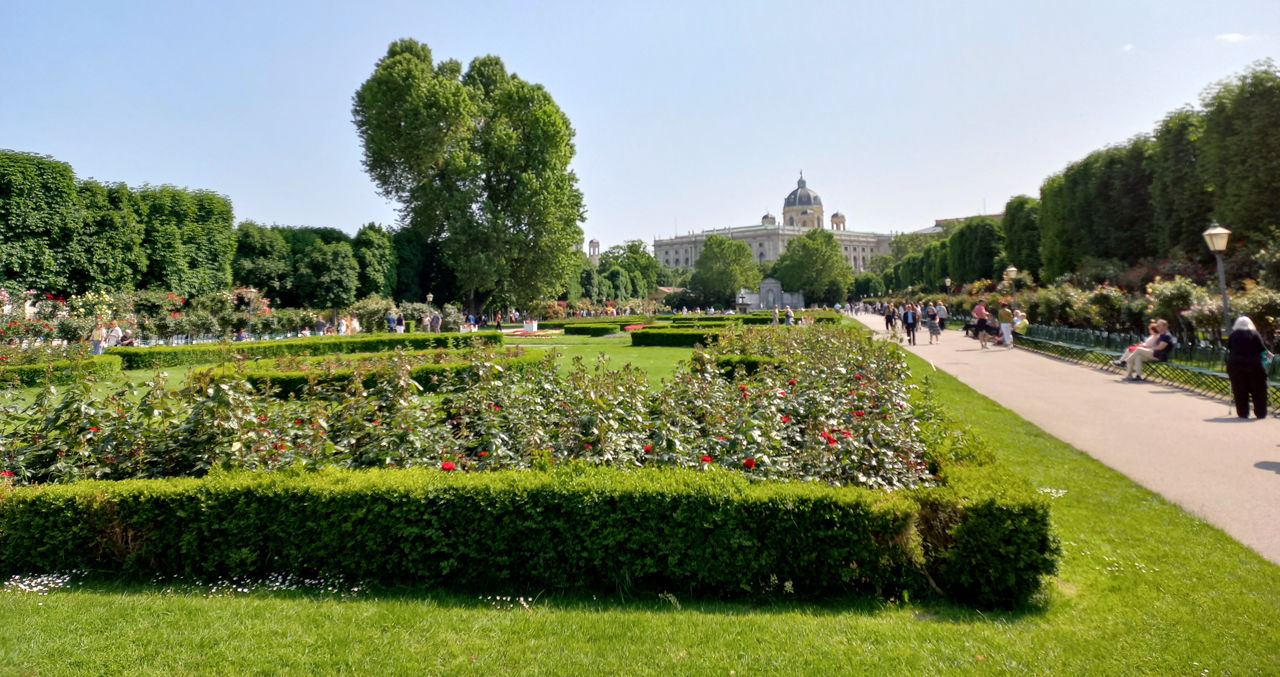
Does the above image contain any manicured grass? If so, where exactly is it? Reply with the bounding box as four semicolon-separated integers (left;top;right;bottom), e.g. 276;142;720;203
2;342;1278;675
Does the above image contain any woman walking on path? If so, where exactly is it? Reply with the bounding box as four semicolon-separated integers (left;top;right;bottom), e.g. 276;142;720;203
1227;316;1270;419
926;304;941;344
973;301;990;349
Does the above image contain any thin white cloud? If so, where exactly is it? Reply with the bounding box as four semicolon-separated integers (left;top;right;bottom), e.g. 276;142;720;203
1215;33;1253;42
1122;44;1134;52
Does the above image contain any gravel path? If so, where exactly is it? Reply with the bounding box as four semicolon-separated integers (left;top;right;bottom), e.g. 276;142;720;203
850;314;1280;564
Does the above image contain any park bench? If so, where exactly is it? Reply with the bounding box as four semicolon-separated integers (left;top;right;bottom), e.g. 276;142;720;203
1015;330;1280;411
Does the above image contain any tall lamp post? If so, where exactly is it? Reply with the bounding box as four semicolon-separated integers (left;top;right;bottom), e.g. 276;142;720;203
944;277;951;306
1005;266;1019;312
1202;222;1232;336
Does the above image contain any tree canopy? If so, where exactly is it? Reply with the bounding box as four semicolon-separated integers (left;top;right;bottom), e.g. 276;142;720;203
773;228;855;304
353;39;585;311
294;241;359;310
353;223;397;298
688;235;760;305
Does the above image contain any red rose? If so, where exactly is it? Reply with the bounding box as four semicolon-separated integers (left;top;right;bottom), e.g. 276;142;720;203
644;444;652;452
717;436;726;441
89;427;99;432
782;415;790;423
787;379;796;385
479;451;488;457
585;443;592;449
742;458;756;469
856;374;863;380
0;471;14;478
441;461;455;471
701;455;712;463
854;410;864;417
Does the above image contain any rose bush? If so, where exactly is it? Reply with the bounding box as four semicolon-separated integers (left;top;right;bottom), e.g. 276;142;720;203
0;327;938;490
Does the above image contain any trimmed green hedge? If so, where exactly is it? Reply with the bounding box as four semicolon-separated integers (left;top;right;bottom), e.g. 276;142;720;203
743;312;843;325
538;317;654;330
670;316;738;326
228;350;545;397
562;324;622;337
629;328;720;348
0;354;123;388
0;464;1057;606
106;332;504;370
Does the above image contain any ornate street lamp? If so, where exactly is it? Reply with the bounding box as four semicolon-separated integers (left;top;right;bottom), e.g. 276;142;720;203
944;277;952;308
1005;265;1019;312
1203;222;1232;336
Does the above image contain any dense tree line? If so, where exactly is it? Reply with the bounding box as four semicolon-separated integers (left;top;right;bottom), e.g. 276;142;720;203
1039;60;1280;280
0;150;236;299
880;60;1280;296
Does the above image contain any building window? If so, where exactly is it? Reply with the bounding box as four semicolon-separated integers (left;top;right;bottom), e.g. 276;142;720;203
759;253;765;262
788;217;794;226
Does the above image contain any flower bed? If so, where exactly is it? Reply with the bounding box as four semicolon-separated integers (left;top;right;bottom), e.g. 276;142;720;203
0;354;122;388
218;348;544;397
105;332;504;370
0;463;1057;607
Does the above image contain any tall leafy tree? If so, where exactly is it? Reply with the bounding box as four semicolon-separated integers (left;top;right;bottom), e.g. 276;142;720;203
68;180;148;293
602;265;632;300
232;221;293;304
352;222;398;298
353;39;585;311
867;254;894;275
0;150;80;294
598;240;660;299
136;185;236;298
1150;109;1214;259
294;241;359;310
1200;59;1280;248
773;228;854;304
688;234;760;305
1093;136;1156;265
1001;195;1042;280
947;217;1003;284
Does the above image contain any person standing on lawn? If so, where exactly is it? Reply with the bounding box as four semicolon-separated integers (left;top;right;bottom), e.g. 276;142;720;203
1227;316;1269;419
784;306;795;326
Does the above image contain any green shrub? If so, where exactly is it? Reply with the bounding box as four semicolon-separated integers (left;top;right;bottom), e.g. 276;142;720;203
562;324;622;337
0;354;122;388
538;317;654;330
106;333;504;369
713;354;779;377
630;328;720;348
232;349;545;397
912;464;1060;608
670;316;737;326
0;464;1057;606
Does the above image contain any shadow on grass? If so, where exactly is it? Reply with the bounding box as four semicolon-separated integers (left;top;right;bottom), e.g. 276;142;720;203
25;571;1052;625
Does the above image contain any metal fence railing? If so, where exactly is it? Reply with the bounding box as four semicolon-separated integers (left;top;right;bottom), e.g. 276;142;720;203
1023;324;1280;379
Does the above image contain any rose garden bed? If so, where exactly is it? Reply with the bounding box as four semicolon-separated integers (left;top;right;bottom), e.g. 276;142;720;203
0;326;1059;607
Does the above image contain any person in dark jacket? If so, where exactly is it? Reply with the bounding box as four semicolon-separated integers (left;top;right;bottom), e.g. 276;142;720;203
1227;316;1270;419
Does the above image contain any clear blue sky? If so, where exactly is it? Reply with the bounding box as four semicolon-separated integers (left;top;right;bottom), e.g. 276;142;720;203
3;1;1276;248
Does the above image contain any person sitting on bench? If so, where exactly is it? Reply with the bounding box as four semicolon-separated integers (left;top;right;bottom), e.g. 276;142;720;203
1124;319;1173;381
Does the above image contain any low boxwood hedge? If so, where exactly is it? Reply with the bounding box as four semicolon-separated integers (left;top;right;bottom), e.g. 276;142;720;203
0;354;123;388
670;316;738;325
562;324;622;337
106;332;504;370
217;349;545;397
630;328;720;347
0;463;1056;606
538;317;654;330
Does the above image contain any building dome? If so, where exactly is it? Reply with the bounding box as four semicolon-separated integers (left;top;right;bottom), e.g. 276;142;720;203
784;175;822;208
761;212;777;225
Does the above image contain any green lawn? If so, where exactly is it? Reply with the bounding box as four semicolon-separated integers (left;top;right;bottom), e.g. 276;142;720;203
2;341;1278;675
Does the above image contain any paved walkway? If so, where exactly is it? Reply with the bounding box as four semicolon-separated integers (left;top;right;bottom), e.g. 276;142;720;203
850;315;1280;564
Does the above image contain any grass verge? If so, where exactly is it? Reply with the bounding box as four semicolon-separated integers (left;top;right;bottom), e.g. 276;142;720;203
1;344;1277;675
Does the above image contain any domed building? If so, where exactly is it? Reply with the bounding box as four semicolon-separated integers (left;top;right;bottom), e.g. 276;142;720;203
651;174;892;274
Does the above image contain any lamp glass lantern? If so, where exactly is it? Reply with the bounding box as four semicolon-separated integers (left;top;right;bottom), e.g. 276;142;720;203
1202;223;1231;252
